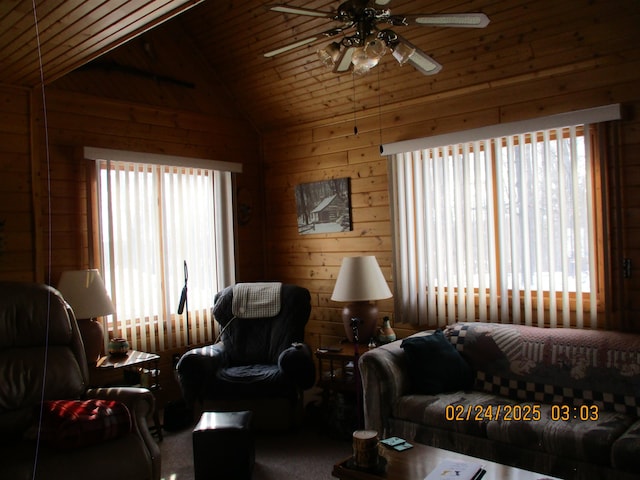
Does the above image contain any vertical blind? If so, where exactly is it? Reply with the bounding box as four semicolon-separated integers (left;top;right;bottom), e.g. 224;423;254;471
390;125;599;329
96;159;236;352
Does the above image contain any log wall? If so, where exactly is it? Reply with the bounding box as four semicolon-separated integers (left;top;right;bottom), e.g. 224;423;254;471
260;29;640;349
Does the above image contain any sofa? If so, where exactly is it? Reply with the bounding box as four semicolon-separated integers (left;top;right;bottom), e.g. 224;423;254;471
359;321;640;480
0;282;160;480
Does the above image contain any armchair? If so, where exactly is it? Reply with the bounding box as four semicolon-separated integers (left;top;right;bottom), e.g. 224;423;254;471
0;282;160;480
176;283;315;429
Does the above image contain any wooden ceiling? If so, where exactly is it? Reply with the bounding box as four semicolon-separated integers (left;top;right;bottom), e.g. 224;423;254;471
0;0;203;87
3;1;637;132
179;0;504;131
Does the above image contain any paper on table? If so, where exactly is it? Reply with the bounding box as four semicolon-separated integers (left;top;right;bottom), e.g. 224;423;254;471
424;458;485;480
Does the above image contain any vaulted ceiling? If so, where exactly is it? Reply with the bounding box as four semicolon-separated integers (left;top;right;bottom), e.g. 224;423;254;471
2;1;635;132
0;0;203;86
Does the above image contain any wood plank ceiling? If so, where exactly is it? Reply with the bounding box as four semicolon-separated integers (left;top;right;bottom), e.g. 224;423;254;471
178;0;506;131
174;0;640;132
0;0;203;87
2;1;638;132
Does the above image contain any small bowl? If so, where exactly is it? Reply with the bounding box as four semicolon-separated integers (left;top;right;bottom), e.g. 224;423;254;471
108;337;130;356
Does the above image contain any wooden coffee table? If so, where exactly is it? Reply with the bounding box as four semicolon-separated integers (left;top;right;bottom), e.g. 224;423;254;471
332;441;561;480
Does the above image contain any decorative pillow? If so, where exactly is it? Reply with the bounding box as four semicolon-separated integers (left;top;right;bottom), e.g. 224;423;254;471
400;330;474;394
33;399;132;449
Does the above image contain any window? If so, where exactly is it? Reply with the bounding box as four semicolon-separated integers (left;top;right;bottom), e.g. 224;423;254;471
387;106;620;329
90;149;237;352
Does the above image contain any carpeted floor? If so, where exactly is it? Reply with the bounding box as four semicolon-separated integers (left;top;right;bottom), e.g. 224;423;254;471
160;425;352;480
159;396;353;480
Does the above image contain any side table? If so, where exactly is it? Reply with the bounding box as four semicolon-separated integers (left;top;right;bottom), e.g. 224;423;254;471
96;349;162;440
315;342;366;436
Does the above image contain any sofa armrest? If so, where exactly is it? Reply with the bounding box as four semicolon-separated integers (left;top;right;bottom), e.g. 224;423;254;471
612;420;640;474
278;343;316;390
359;338;413;437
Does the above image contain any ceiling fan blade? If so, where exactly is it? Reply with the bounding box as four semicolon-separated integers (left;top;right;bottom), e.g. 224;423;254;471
393;35;442;75
263;27;344;58
408;50;442;76
266;4;334;19
333;46;356;73
405;13;490;28
264;36;321;58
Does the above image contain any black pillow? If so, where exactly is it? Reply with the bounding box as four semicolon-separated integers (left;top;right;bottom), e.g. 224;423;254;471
400;330;473;394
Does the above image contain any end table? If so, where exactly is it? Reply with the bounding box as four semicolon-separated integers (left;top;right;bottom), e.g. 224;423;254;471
96;349;162;440
316;342;366;435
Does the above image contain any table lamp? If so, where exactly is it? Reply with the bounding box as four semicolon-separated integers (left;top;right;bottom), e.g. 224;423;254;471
331;256;392;344
57;269;115;365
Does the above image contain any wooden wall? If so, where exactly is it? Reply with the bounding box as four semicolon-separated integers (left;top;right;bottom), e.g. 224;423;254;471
36;89;263;285
2;0;640;361
0;86;34;281
0;81;263;404
260;19;640;348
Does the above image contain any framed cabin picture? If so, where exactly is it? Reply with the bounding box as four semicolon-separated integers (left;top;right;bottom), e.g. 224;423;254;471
295;178;352;235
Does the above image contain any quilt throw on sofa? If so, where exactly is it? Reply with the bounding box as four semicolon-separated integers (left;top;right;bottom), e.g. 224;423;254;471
359;322;640;480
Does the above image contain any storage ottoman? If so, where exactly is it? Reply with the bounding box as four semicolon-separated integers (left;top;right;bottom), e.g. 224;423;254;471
192;410;254;480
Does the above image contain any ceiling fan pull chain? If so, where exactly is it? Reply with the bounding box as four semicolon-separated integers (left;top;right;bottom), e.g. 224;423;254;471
378;68;383;150
353;72;358;135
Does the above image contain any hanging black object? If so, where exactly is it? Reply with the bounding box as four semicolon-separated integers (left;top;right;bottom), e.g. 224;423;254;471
178;260;190;344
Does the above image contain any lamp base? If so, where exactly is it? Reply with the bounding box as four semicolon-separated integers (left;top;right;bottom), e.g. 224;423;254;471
342;302;378;344
77;318;104;365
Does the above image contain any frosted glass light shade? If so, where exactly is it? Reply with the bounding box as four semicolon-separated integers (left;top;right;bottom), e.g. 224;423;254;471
317;42;341;68
364;37;387;61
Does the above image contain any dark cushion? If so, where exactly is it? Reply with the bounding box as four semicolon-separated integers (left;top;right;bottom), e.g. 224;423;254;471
400;330;473;394
32;399;132;449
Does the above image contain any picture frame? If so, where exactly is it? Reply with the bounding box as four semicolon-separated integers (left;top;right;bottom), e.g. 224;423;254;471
295;178;352;235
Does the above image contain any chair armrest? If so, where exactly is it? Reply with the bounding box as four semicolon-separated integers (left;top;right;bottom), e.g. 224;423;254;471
86;386;154;418
85;386;160;480
359;339;412;437
278;343;316;390
175;343;226;404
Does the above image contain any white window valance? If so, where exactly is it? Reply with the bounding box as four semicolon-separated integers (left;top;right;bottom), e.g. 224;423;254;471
84;146;243;173
381;104;621;155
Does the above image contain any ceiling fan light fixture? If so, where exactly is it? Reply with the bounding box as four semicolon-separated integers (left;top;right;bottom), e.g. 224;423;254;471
266;3;490;76
351;47;376;75
364;36;387;61
352;63;371;76
317;42;341;68
391;42;415;65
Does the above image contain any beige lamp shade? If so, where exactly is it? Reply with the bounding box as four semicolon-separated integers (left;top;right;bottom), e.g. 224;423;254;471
331;256;392;302
57;269;115;364
57;269;115;319
331;256;392;343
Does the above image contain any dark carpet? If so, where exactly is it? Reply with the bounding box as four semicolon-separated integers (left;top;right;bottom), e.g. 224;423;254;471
159;399;353;480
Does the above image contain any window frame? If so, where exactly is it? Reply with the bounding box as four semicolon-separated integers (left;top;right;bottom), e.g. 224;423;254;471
85;147;239;352
385;105;620;328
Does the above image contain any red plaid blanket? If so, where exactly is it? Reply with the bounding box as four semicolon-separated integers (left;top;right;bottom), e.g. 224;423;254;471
37;399;132;449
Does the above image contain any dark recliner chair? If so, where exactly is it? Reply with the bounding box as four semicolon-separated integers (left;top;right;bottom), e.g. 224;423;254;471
0;282;160;480
176;283;316;429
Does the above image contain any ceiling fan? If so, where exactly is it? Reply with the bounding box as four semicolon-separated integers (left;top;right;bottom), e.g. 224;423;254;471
263;0;490;76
